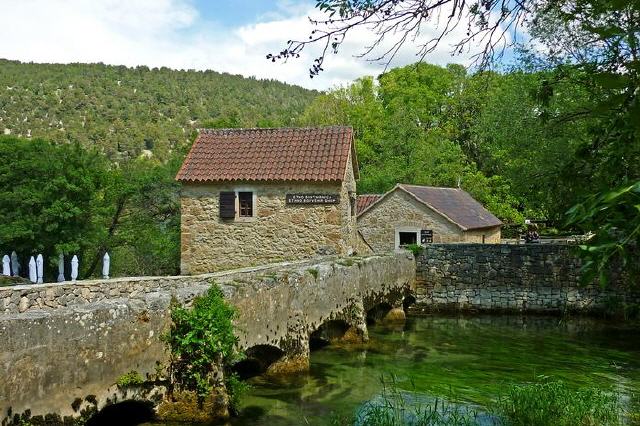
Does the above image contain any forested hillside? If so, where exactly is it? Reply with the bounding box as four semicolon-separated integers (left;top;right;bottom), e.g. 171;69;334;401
0;59;317;160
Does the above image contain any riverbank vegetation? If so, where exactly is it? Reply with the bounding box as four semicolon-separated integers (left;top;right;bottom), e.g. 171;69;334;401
495;379;620;426
342;376;622;426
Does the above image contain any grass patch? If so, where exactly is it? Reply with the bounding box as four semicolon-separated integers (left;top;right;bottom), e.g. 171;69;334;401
336;259;355;267
0;275;30;286
116;370;144;388
333;375;622;426
351;374;484;426
307;268;319;279
495;378;621;426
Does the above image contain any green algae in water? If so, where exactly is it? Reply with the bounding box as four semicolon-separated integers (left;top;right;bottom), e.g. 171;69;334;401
231;315;640;425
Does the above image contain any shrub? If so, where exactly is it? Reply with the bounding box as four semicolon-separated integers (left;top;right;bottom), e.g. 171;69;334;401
163;284;243;407
404;244;423;256
495;379;620;426
116;370;144;388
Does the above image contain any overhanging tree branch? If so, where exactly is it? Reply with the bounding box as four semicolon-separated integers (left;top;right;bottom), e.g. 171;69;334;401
268;0;534;77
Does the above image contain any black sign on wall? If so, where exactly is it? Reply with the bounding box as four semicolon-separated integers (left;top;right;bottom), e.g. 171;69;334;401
286;194;340;205
421;229;433;244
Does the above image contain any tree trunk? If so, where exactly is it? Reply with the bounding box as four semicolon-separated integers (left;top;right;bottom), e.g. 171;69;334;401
83;197;128;278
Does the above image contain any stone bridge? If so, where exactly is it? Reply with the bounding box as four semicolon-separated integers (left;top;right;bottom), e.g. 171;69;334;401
0;253;415;421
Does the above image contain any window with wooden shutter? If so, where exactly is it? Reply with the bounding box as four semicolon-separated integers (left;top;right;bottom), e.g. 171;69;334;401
219;192;236;219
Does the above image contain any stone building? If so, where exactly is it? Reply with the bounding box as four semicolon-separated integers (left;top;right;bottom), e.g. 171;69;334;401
357;184;502;252
176;126;359;274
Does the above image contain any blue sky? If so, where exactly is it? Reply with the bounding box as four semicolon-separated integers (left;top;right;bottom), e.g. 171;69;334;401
193;0;308;26
0;0;491;90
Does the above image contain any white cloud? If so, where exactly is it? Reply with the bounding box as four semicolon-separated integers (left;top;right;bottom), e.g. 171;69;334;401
0;0;486;90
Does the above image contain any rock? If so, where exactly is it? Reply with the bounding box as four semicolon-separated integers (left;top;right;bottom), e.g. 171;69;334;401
156;389;229;423
265;353;309;376
338;325;368;344
382;308;406;323
18;296;29;313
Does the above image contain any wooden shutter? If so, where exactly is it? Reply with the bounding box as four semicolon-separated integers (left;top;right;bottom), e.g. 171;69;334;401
219;192;236;219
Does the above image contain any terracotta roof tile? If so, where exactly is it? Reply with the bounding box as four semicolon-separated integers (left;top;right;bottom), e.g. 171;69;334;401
176;126;358;182
357;194;382;215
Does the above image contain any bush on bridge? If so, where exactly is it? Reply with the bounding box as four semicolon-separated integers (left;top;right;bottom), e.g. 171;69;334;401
163;284;246;410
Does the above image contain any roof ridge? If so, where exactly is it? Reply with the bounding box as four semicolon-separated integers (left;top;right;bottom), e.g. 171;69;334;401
400;183;461;191
200;125;352;133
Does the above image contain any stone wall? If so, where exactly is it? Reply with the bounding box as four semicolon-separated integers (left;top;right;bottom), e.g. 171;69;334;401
0;253;415;420
180;155;357;274
0;261;303;315
358;189;501;252
414;244;639;313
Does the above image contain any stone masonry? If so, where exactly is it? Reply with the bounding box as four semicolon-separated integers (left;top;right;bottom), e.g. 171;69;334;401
180;153;357;274
0;253;415;420
358;189;500;252
414;243;639;313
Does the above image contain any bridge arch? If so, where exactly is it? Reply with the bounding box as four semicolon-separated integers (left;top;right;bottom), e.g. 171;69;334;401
309;319;351;350
232;344;285;379
86;400;155;426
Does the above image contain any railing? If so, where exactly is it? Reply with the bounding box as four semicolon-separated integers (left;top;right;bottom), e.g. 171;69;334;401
1;251;110;283
501;235;591;245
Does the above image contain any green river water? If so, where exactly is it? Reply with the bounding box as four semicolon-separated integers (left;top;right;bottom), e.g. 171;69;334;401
230;315;640;425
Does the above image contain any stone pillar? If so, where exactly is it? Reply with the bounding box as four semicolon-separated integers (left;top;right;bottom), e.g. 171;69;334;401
342;299;369;343
266;337;310;375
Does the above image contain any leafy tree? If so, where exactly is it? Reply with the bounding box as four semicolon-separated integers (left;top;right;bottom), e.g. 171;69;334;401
0;136;108;277
524;0;640;280
0;135;183;279
301;64;524;224
567;182;640;286
464;70;591;222
99;157;182;277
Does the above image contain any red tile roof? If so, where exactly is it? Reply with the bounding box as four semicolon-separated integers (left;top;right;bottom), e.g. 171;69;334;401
176;126;358;182
357;194;382;215
358;184;502;231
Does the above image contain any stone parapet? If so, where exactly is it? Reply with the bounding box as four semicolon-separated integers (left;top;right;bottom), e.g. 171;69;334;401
0;258;328;315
